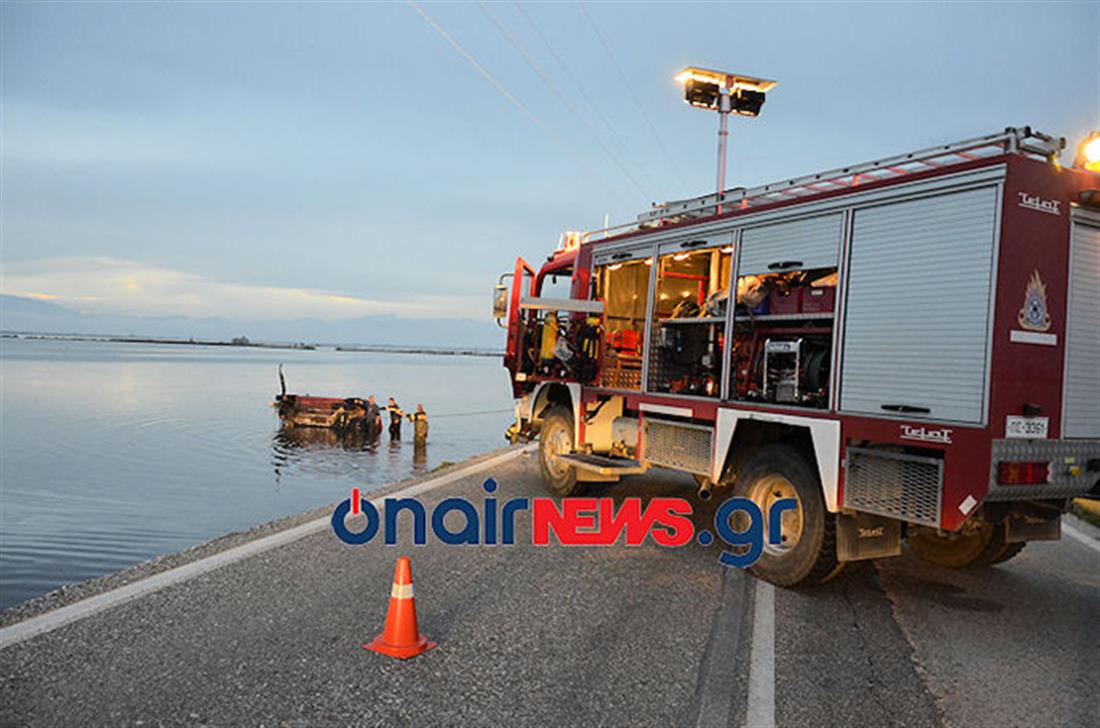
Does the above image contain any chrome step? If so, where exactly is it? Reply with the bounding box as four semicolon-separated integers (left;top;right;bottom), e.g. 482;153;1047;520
557;453;649;476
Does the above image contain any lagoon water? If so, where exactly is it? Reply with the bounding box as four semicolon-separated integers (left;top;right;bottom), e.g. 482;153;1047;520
0;338;514;610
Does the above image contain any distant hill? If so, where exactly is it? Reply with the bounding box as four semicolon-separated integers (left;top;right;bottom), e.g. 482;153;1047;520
0;294;503;349
0;294;73;316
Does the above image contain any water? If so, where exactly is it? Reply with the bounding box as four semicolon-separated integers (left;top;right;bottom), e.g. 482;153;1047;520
0;338;514;610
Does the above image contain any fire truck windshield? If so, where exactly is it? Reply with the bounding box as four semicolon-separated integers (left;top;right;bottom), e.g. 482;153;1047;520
538;269;573;298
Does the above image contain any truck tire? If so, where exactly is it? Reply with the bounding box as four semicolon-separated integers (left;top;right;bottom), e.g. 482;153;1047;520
733;444;840;587
538;406;580;497
907;521;1011;569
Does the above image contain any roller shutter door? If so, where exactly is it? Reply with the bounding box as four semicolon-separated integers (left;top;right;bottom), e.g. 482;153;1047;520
738;213;843;275
840;186;999;423
1063;216;1100;438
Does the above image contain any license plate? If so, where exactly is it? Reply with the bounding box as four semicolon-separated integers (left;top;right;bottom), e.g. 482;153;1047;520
1005;415;1048;439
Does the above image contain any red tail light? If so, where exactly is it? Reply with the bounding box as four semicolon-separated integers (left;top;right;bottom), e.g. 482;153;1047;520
997;461;1050;485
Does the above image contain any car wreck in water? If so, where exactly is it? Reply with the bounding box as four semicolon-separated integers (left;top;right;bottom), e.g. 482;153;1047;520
272;365;381;432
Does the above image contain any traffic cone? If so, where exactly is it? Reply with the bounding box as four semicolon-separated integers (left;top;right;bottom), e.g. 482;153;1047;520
363;556;437;659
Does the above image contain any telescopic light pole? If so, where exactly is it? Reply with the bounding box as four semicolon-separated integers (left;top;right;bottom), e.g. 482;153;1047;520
674;68;777;216
715;91;731;214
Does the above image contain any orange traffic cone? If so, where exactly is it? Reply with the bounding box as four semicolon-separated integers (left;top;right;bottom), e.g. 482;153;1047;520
364;556;437;659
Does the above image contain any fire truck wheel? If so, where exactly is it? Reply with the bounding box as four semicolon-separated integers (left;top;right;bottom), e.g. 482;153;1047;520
734;444;839;587
538;406;580;497
906;521;1011;569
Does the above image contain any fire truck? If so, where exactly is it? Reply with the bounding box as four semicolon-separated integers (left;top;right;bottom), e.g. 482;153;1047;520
494;126;1100;586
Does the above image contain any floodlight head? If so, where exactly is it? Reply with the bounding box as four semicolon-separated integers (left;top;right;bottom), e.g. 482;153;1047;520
674;67;778;93
683;78;722;110
674;67;776;117
674;66;777;209
731;89;766;117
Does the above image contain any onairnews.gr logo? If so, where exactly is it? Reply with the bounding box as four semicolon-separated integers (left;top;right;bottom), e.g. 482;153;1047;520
332;478;795;569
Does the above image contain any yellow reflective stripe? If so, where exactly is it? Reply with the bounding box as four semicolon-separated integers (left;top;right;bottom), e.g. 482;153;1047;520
391;583;414;600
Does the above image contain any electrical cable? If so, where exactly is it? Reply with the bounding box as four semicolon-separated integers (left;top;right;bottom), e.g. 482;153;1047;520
406;0;631;208
577;1;690;192
407;0;550;135
512;1;661;199
478;1;653;201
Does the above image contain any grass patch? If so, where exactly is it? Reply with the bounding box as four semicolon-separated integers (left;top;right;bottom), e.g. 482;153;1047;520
1070;499;1100;529
430;461;455;474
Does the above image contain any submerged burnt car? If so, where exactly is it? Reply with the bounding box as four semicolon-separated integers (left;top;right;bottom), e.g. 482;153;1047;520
272;366;380;432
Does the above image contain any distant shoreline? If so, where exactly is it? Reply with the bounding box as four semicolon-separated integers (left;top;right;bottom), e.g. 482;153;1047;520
0;332;503;358
332;345;499;357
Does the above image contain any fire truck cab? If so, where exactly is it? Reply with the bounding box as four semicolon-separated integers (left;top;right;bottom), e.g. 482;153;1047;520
496;127;1100;586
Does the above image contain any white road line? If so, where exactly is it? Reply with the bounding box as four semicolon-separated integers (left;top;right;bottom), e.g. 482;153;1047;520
745;580;776;728
1063;521;1100;554
0;446;533;650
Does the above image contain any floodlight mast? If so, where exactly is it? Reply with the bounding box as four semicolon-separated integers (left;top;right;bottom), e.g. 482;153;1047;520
674;67;777;214
716;92;731;214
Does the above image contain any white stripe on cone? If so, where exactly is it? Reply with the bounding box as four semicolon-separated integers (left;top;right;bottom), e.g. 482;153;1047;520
391;583;415;599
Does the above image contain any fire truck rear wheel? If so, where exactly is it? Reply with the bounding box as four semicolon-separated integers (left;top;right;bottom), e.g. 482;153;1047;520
734;444;839;587
906;521;1011;569
538;406;580;497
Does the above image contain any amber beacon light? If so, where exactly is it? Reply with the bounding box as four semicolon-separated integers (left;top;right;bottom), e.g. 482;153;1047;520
1074;131;1100;172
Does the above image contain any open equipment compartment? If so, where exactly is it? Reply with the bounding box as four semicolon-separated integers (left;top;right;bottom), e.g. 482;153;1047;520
645;238;734;398
728;213;843;409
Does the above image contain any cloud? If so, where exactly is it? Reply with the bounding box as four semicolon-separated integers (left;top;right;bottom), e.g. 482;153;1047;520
0;257;482;320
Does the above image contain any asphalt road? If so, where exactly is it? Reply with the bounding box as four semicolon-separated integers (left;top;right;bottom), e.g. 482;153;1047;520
2;446;1098;727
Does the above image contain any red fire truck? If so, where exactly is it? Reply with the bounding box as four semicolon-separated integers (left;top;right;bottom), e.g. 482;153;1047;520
495;127;1100;586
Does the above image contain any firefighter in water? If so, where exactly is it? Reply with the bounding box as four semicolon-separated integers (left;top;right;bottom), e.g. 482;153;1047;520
365;395;383;437
385;397;405;440
406;403;429;444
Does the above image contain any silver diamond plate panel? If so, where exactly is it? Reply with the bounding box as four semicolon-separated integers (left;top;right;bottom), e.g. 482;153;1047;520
643;418;713;475
985;438;1100;501
843;447;943;527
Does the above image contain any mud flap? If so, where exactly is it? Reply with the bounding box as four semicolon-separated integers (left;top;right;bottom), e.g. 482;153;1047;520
836;512;901;562
1005;513;1061;543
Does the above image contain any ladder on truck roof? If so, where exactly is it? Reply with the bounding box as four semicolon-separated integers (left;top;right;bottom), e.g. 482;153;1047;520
586;127;1064;241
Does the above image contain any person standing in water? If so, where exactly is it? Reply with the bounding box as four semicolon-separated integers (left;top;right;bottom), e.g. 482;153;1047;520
386;397;405;440
406;403;429;444
365;395;383;438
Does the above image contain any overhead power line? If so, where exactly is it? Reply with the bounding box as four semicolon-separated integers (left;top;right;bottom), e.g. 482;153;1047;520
407;0;550;135
512;1;662;199
578;1;690;192
406;0;631;209
478;2;653;200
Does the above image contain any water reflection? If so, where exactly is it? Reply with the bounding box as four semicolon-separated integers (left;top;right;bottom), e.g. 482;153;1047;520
413;441;428;473
272;425;373;481
274;424;379;452
271;424;431;481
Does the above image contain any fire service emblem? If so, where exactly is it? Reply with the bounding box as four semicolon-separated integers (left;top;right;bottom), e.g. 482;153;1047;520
1017;270;1051;332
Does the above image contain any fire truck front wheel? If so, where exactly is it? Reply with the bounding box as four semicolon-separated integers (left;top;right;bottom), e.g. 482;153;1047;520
538;406;580;497
734;444;841;587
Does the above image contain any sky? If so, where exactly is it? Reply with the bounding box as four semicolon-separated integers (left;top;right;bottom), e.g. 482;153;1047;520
2;1;1098;325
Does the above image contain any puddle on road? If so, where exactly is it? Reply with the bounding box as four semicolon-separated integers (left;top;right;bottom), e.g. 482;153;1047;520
903;578;1005;613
